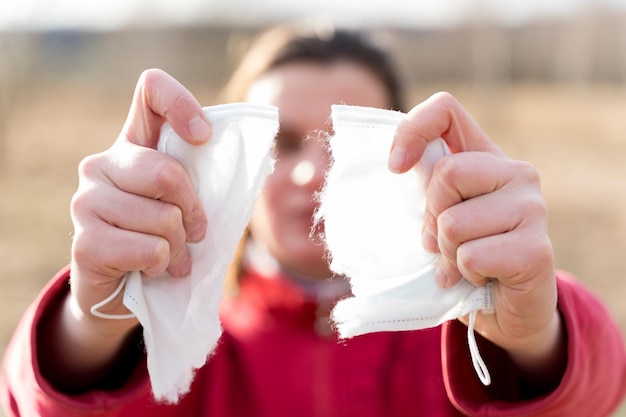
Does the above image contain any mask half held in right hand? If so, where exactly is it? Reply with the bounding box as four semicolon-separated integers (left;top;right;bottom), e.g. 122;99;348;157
315;104;494;385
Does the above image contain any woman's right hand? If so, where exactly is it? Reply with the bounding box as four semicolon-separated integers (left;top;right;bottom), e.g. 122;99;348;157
39;70;211;388
70;69;210;321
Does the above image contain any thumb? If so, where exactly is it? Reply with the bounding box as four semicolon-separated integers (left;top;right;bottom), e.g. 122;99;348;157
120;68;211;149
388;92;504;174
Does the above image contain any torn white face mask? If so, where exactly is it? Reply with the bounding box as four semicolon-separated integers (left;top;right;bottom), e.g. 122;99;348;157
91;103;278;403
315;105;495;385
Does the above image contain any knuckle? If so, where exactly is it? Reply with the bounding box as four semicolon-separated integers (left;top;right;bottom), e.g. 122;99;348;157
514;160;541;185
517;186;548;222
70;184;101;225
532;234;554;264
431;91;457;107
431;156;461;186
517;235;554;277
150;159;183;198
158;204;184;236
457;246;477;275
69;191;89;220
138;68;167;89
77;152;106;179
70;230;89;262
528;194;549;219
70;228;104;270
437;210;462;244
70;181;88;206
143;239;170;277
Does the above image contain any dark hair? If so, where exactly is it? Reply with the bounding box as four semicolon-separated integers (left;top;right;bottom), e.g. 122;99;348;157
219;22;405;111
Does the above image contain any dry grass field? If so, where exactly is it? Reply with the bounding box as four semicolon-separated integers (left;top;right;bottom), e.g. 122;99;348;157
1;77;626;413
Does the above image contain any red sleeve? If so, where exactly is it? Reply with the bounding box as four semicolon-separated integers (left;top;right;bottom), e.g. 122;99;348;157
0;266;154;417
442;270;626;416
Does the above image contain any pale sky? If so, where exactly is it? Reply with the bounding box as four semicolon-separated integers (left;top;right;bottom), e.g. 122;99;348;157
2;0;626;31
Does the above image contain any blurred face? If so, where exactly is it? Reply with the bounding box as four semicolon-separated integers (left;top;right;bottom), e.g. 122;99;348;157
246;61;392;280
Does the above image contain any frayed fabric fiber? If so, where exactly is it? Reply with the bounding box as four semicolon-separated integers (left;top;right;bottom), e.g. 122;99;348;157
316;104;494;385
92;103;278;403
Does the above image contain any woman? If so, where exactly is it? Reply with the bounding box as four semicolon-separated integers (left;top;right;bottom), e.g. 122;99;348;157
2;22;625;416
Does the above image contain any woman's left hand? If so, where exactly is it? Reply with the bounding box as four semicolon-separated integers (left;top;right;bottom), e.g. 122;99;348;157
389;92;565;385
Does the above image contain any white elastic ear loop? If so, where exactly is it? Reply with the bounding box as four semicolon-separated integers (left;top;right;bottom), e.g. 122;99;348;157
467;309;491;385
90;274;136;320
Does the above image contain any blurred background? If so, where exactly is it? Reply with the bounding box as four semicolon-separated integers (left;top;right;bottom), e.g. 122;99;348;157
1;0;626;414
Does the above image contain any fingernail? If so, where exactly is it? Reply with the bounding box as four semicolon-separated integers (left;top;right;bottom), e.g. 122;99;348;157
422;229;438;253
188;116;211;142
435;266;448;288
175;253;192;277
189;220;207;242
388;146;406;173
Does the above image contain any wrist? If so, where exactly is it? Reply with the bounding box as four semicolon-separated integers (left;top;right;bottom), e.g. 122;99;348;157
39;291;141;392
68;292;139;343
506;310;567;391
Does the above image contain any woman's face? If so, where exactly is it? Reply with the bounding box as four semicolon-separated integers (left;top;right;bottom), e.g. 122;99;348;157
246;61;392;279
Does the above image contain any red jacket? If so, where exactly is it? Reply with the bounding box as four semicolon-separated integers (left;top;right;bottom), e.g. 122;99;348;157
2;266;626;416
